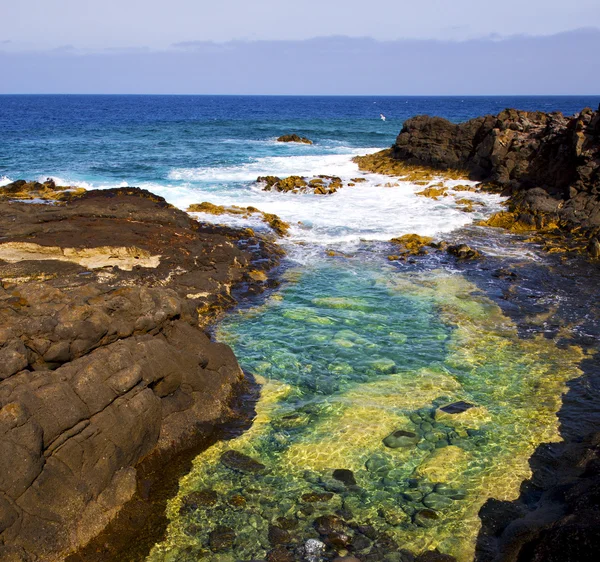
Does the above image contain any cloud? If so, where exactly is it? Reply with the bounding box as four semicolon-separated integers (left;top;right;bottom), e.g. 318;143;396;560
1;29;599;95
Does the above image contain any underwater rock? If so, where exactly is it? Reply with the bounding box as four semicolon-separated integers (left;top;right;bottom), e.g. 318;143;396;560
299;538;326;562
268;545;296;562
313;515;345;536
277;134;313;144
332;469;357;486
439;401;474;414
365;454;392;475
301;492;334;503
220;450;267;474
383;429;421;448
268;525;292;546
413;509;440;528
434;483;467;500
422;493;454;510
178;489;219;514
208;525;236;552
415;550;457;562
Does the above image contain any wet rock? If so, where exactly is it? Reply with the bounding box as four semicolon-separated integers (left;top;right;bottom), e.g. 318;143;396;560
332;469;357;486
492;268;518;280
301;492;334;503
589;237;600;258
220;450;266;474
422;493;454;510
383;429;420;448
179;489;218;514
277;134;313;145
358;108;600;252
356;525;378;540
414;509;440;528
351;534;371;551
299;538;326;562
439;401;474;414
209;525;236;552
268;525;291;546
390;234;434;256
447;244;481;260
313;515;345;536
228;493;247;508
267;545;295;562
416;186;449;200
333;557;361;562
415;550;457;562
276;517;299;530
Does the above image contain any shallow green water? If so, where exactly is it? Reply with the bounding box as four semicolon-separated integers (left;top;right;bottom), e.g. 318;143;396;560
148;256;583;562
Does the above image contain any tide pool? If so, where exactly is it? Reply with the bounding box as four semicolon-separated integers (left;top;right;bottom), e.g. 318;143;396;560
148;257;583;562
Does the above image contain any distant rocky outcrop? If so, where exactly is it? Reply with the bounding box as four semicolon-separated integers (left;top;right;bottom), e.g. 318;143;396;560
0;184;281;561
358;107;600;255
257;174;344;195
276;134;313;145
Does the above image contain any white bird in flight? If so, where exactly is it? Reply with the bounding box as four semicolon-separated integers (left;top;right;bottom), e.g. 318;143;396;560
380;113;386;121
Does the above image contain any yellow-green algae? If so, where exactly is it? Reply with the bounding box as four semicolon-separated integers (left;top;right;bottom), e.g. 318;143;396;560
148;263;583;562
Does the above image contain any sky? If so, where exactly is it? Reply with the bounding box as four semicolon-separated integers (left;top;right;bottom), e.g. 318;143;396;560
1;0;599;94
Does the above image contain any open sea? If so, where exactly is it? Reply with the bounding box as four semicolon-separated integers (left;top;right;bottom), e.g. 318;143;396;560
2;95;600;561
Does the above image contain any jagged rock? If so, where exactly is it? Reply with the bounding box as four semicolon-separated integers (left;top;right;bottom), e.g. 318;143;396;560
447;244;481;260
257;175;344;195
277;134;313;144
390;234;434;257
359;106;600;250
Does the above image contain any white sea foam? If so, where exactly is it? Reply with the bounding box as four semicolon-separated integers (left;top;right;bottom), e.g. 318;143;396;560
162;152;506;259
167;150;381;183
18;149;506;263
0;176;13;187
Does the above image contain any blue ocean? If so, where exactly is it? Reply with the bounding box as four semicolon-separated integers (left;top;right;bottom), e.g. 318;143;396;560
2;95;599;561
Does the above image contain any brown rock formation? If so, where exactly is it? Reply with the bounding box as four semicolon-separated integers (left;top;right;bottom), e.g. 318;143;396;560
363;106;600;253
0;185;282;561
276;134;313;145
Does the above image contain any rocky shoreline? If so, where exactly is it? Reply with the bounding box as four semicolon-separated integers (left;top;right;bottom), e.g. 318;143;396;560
355;105;600;258
0;182;283;561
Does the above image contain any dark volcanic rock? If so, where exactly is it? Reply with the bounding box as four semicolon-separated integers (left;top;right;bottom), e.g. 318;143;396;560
0;187;281;561
220;450;266;474
209;525;236;552
368;106;600;249
276;134;313;145
332;468;357;486
440;401;475;414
